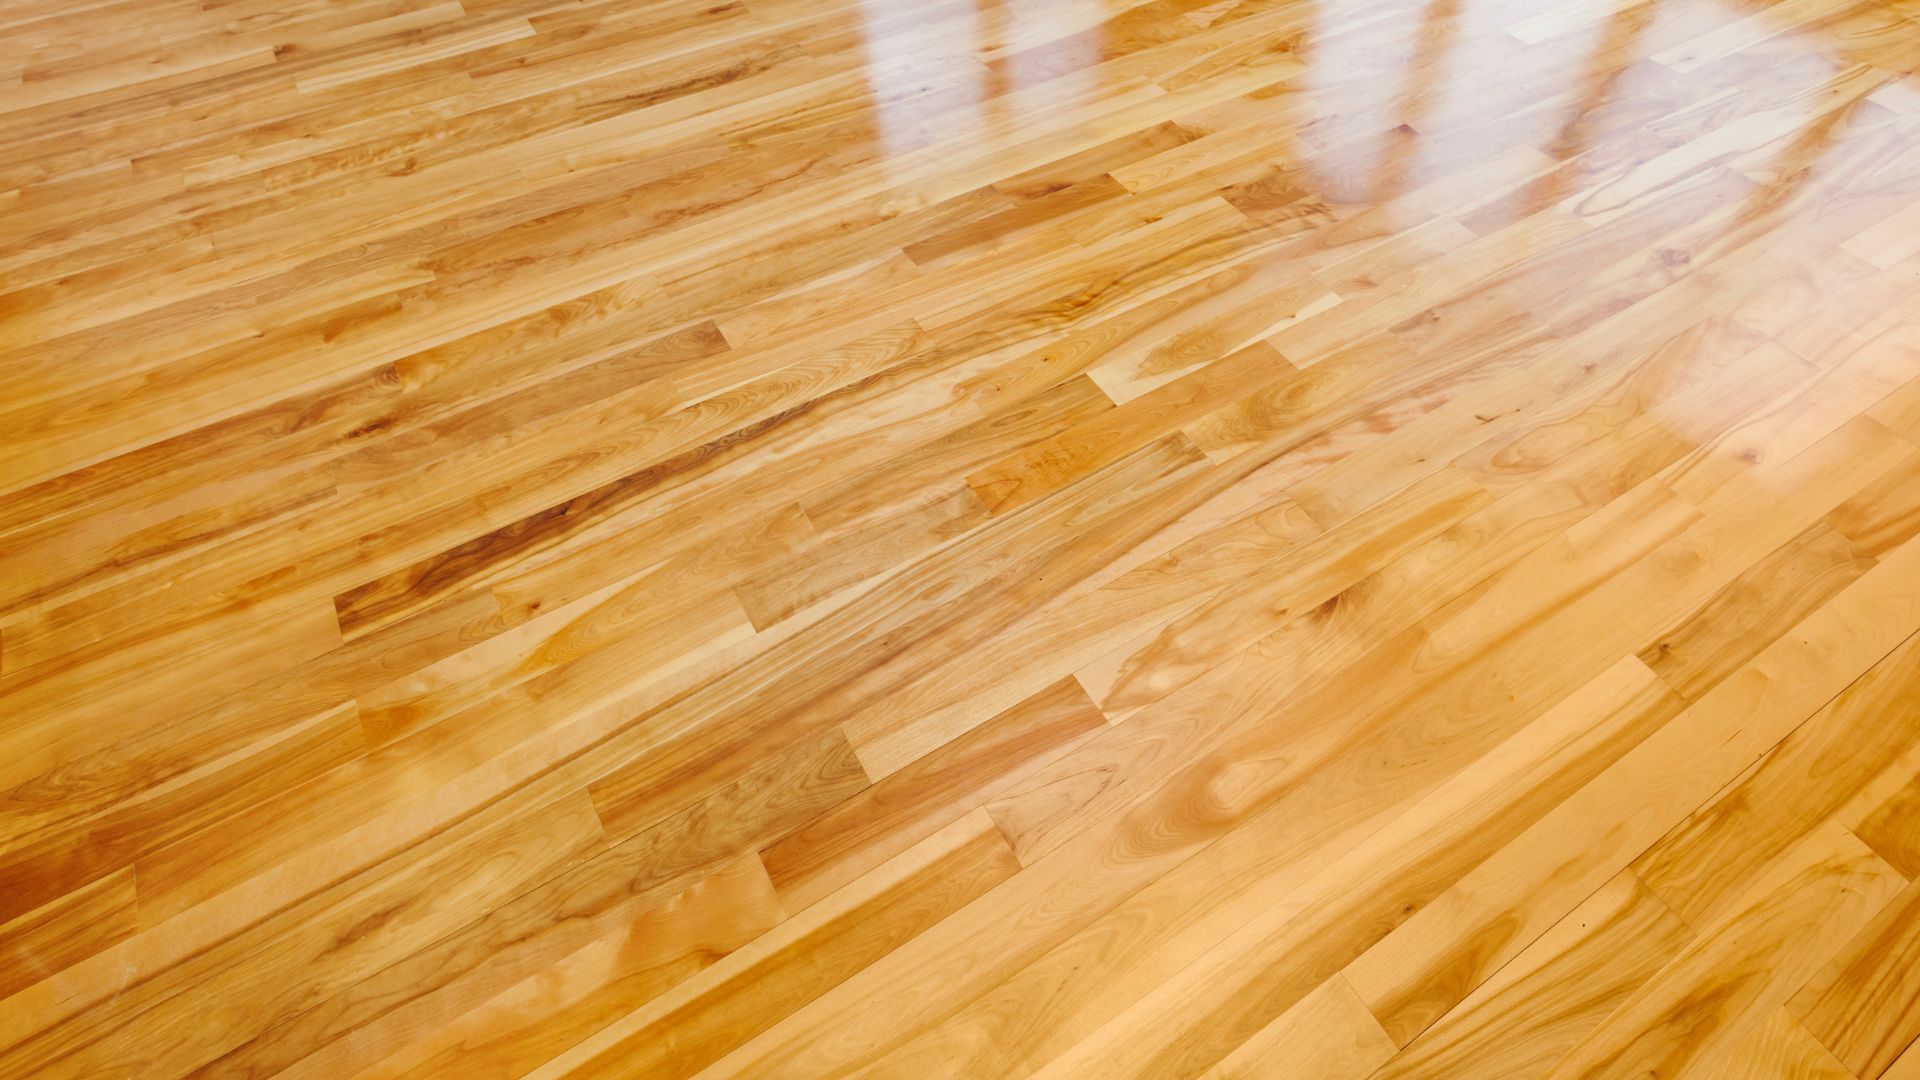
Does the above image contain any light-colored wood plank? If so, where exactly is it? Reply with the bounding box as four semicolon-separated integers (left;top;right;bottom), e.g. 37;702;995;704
1542;824;1905;1078
1369;869;1696;1080
1203;976;1396;1080
1789;877;1920;1078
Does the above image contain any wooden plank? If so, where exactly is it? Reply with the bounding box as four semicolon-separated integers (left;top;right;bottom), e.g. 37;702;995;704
1857;771;1920;880
553;810;1021;1078
1542;824;1904;1078
1203;976;1396;1080
760;678;1105;912
1347;527;1920;1049
1370;870;1695;1080
0;869;138;1003
1636;520;1876;699
1789;878;1920;1078
1632;624;1920;928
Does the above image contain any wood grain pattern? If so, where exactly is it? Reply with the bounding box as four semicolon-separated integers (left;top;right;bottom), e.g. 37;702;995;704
1790;876;1920;1079
5;0;1920;1076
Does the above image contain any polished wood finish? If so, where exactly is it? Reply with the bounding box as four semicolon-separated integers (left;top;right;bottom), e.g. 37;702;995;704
5;0;1920;1076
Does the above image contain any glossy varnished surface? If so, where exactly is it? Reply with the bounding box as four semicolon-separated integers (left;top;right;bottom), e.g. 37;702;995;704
5;0;1920;1075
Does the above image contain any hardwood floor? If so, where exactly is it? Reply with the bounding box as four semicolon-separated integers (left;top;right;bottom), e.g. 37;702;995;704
4;0;1920;1075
